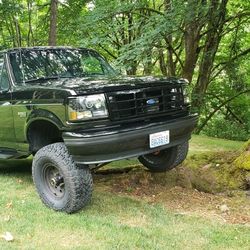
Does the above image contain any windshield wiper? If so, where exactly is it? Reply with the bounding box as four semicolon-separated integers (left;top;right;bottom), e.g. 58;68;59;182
24;76;60;83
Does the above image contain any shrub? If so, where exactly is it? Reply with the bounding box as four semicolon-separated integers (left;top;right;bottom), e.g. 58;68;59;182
201;117;249;141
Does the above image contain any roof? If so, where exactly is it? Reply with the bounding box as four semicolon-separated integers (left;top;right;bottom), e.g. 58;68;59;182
0;46;93;54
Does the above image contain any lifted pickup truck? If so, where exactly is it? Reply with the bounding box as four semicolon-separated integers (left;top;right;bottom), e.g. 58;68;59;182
0;47;197;213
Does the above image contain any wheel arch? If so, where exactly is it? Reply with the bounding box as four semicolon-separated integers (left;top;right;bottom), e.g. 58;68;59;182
26;112;64;153
25;109;64;132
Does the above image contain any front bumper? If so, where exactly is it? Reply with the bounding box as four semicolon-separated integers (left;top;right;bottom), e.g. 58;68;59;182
63;115;198;164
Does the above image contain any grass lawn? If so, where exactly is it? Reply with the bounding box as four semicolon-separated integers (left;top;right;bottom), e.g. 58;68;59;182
190;135;244;154
0;135;249;249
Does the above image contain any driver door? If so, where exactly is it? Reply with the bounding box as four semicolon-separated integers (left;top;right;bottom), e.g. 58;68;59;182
0;54;16;150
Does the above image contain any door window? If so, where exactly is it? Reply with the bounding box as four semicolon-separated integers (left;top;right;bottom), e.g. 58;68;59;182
0;54;3;72
0;57;10;91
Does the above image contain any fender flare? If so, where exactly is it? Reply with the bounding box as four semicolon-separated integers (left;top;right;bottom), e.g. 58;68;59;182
25;109;64;141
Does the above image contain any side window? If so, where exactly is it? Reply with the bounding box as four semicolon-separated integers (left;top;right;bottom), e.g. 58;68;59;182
0;56;10;91
0;55;3;73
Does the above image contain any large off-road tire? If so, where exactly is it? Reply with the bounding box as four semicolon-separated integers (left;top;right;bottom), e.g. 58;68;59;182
32;143;93;213
138;141;189;172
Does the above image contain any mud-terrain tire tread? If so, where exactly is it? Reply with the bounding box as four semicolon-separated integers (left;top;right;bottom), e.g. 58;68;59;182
172;141;189;167
32;142;93;213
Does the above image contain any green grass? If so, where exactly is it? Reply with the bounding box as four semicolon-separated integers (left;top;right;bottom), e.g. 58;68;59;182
0;135;249;249
190;135;244;154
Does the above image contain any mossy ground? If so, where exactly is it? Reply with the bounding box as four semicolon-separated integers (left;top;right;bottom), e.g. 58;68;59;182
233;139;250;171
102;145;249;195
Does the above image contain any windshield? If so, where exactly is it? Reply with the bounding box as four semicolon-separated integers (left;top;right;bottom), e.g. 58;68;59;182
9;49;116;84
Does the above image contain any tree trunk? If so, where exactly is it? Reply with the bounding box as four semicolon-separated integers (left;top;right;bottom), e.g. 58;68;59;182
27;1;34;46
192;0;228;111
143;49;153;75
182;0;203;83
164;0;175;76
166;36;176;76
126;63;137;75
182;25;200;82
4;19;16;47
158;48;168;76
13;16;22;47
48;0;58;46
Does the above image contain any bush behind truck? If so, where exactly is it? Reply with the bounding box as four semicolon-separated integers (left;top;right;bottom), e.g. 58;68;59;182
0;47;197;213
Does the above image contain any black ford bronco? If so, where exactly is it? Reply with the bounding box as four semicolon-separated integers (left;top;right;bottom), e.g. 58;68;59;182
0;47;197;213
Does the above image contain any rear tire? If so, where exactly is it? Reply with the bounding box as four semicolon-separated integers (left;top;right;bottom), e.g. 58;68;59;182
138;141;189;172
32;143;93;213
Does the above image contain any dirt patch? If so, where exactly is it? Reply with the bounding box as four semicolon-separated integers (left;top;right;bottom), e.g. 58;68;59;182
95;170;250;225
154;187;250;225
94;149;250;225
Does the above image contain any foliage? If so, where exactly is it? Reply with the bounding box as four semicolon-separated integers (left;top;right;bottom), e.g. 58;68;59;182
0;0;249;140
201;116;249;141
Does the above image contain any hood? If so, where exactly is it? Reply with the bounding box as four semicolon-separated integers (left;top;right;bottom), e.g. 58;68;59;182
24;75;187;95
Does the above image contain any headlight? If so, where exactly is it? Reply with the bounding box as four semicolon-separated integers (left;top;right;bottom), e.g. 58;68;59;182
182;85;191;104
68;94;108;121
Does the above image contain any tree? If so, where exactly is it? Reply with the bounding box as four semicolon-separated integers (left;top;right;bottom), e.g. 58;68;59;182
0;0;249;139
48;0;58;46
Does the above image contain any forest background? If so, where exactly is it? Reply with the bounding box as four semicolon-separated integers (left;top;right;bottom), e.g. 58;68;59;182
0;0;249;141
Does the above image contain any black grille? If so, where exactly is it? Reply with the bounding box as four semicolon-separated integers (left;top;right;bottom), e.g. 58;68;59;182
107;85;187;121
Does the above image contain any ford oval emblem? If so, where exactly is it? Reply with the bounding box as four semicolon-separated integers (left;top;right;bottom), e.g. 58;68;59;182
147;98;157;105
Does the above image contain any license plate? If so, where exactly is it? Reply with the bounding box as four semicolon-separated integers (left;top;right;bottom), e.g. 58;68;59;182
149;130;170;148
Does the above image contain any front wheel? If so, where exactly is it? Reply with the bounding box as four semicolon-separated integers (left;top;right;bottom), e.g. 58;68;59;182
138;141;189;172
32;143;93;213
